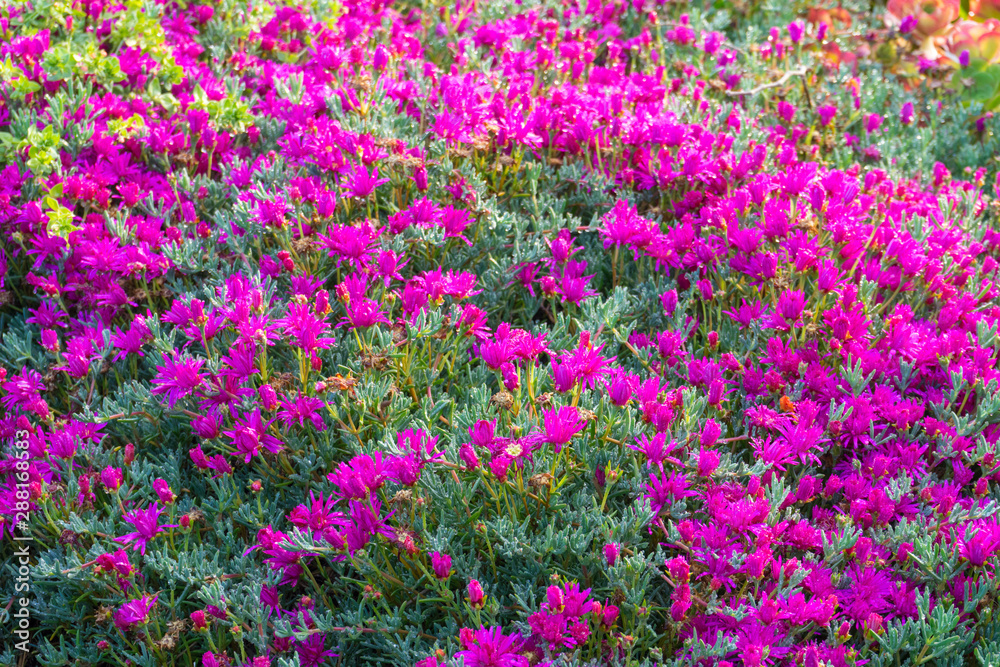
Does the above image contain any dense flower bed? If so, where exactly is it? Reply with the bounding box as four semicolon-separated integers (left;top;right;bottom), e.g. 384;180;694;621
4;0;1000;665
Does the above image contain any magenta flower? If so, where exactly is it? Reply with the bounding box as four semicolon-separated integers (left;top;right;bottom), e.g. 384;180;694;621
456;627;527;667
153;479;176;504
817;104;837;126
295;632;338;667
900;101;915;125
431;552;452;579
260;585;281;618
644;471;696;513
600;200;655;259
701;419;722;448
0;366;49;418
340;297;390;329
150;354;207;408
342;165;389;199
542;406;584;451
94;549;134;577
604;543;620;566
113;595;158;631
327;453;389;500
558;331;615;391
865;113;883;134
788;20;803;42
101;466;123;492
224;409;285;463
278;394;327;431
276;302;335;353
116;503;176;555
319;223;381;269
467;580;485;609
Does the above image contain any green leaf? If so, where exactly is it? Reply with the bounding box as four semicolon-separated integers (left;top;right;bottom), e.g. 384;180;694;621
968;64;1000;103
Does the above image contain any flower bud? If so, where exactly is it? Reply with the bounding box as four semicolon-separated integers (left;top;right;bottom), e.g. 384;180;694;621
546;585;565;612
701;419;721;448
864;612;884;638
258;384;278;411
431;552;452;580
467;580;485;609
153;478;176;504
101;466;123;492
191;609;208;631
124;443;135;465
603;542;620;566
459;443;480;470
315;290;331;316
41;329;59;353
677;520;695;543
373;44;389;72
602;603;619;628
661;289;678;316
666;556;690;582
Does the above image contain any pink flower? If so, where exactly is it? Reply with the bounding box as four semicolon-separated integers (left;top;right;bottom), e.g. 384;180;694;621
224;409;285;463
542;406;584;451
150;354;207;408
455;627;527;667
153;479;176;504
113;595;158;631
431;552;452;579
115;503;176;555
467;580;485;609
603;543;620;566
94;549;133;577
101;466;123;492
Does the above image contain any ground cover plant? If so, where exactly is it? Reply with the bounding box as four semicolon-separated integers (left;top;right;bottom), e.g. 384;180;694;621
5;0;1000;665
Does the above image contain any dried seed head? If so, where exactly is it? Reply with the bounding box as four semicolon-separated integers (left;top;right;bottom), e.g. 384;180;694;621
391;489;413;506
59;529;80;547
361;352;389;370
327;374;358;392
490;391;514;411
528;472;554;490
167;619;187;634
95;605;114;624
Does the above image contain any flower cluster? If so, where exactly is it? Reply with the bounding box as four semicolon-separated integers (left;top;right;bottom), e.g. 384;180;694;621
3;0;1000;666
